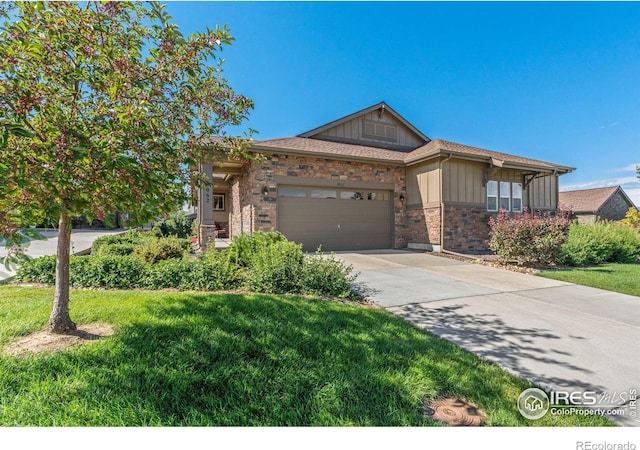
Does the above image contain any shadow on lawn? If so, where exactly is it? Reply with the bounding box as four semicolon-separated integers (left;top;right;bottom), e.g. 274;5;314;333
62;293;545;426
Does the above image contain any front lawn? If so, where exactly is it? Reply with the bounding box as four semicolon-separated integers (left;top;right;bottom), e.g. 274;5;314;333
538;264;640;297
0;286;612;426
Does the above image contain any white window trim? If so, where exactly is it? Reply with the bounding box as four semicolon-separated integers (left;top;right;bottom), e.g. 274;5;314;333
487;180;524;212
512;182;523;212
487;181;498;212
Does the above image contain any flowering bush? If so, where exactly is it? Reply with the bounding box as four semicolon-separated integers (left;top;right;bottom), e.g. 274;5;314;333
488;209;571;265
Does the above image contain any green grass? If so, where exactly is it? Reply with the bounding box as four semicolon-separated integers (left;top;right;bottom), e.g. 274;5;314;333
0;286;612;426
538;264;640;297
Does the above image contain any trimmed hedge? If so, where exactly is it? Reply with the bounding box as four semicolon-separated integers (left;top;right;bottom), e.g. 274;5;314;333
15;231;359;299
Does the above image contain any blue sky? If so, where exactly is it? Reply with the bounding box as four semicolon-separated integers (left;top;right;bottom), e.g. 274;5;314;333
166;1;640;205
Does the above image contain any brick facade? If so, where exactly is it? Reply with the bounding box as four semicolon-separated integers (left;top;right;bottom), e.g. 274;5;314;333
442;205;492;253
405;206;441;247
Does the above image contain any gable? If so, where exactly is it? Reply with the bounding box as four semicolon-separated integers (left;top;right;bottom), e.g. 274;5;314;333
298;102;429;152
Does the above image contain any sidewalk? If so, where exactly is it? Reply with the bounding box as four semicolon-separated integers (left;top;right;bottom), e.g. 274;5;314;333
0;229;125;281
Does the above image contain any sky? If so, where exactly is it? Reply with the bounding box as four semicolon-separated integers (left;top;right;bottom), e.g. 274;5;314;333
165;1;640;205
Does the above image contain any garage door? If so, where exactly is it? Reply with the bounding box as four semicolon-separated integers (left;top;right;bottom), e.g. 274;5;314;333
277;185;393;251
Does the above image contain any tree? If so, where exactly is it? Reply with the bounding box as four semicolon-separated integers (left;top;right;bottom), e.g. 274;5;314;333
0;1;254;333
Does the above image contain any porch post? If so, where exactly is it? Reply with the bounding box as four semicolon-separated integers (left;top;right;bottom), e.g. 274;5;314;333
198;162;217;248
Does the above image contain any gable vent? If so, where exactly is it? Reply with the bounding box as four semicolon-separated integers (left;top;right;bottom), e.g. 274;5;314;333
362;119;398;142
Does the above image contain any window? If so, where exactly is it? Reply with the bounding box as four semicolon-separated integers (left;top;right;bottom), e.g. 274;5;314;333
310;189;336;199
213;194;225;211
278;187;307;198
340;191;365;200
500;182;511;211
487;181;524;212
487;181;498;212
512;183;523;212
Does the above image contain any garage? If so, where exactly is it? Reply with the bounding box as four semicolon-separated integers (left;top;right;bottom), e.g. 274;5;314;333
277;185;393;251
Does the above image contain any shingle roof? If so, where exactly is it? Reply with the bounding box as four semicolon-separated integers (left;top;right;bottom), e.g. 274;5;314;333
559;186;621;213
252;136;573;172
252;137;406;163
405;139;571;171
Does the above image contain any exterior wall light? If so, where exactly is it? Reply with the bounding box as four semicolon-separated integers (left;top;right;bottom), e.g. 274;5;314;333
399;193;405;202
262;186;269;197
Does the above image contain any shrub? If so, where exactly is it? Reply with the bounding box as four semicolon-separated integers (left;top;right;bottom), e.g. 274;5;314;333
559;222;640;266
81;255;148;289
488;209;571;265
227;231;288;267
246;240;304;294
91;230;150;254
154;212;194;239
15;254;56;284
17;254;147;289
144;258;193;290
301;250;358;299
95;243;136;256
133;237;186;264
187;250;244;291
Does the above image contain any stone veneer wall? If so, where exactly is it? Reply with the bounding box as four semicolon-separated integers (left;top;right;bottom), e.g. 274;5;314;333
232;154;408;248
405;206;441;246
597;191;633;222
228;166;256;237
442;205;491;253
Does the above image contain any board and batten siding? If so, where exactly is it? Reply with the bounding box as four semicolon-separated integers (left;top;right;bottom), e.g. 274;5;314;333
442;159;487;205
314;111;425;149
406;160;441;206
529;174;558;210
407;158;559;210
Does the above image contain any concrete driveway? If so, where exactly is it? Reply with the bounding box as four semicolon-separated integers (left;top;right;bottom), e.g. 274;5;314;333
336;249;640;426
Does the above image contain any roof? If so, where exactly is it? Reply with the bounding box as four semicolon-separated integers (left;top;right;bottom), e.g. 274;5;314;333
252;137;406;164
298;101;430;145
197;103;574;173
559;186;634;213
405;139;574;173
252;136;574;173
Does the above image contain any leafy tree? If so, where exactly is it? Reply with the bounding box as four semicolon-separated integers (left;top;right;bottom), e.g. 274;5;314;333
620;206;640;228
0;1;254;332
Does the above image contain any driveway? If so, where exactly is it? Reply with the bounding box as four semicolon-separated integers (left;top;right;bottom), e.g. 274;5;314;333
0;229;125;281
336;249;640;426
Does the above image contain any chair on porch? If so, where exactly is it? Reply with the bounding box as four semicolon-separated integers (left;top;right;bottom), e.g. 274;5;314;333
214;222;228;239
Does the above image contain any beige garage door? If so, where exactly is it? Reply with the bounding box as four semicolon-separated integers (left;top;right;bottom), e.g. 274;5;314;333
277;185;393;252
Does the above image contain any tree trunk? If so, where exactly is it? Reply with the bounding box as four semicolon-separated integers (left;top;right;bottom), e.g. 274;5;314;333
47;213;77;334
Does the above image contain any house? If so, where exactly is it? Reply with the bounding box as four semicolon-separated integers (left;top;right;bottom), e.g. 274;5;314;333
559;186;637;224
196;102;574;253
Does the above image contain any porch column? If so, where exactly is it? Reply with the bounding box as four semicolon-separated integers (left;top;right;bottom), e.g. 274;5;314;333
197;162;217;248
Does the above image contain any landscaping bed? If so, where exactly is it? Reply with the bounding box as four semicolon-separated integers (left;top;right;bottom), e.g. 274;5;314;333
14;229;358;299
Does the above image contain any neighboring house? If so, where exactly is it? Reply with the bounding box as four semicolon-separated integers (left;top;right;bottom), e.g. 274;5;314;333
196;102;574;253
559;186;637;224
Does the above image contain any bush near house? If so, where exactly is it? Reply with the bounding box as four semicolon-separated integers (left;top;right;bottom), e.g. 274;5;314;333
153;212;195;240
488;209;571;265
15;231;359;299
559;221;640;266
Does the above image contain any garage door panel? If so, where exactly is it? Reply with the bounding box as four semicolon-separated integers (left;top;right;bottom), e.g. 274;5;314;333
277;186;392;251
